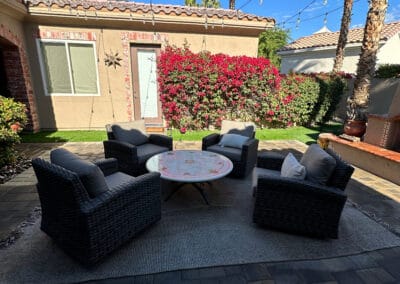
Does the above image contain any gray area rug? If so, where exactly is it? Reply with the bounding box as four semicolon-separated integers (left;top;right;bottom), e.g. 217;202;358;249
1;175;400;283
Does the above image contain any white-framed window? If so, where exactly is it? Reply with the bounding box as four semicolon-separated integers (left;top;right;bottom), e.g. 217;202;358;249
36;39;100;96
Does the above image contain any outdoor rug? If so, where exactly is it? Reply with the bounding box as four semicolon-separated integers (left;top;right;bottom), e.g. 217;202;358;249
1;175;400;283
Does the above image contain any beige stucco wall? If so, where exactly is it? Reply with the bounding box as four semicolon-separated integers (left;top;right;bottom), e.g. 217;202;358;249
167;33;259;56
23;24;260;130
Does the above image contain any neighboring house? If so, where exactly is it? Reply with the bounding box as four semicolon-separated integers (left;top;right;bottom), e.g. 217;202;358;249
0;0;274;131
278;21;400;74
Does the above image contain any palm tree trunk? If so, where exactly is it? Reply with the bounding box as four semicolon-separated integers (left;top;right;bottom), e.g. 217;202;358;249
347;0;388;121
333;0;354;72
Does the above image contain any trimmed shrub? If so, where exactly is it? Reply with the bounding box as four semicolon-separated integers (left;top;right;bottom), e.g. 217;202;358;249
308;73;347;125
0;96;27;168
375;64;400;78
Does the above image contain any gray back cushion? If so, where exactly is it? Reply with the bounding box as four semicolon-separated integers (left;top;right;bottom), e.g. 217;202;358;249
111;124;149;146
221;120;255;138
300;144;337;185
50;148;109;198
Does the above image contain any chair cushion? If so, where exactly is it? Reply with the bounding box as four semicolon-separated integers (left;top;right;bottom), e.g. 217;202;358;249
111;122;149;146
300;144;337;185
252;166;281;191
281;153;306;180
206;145;242;161
221;120;255;138
218;133;249;149
137;144;170;163
50;148;109;198
105;172;136;190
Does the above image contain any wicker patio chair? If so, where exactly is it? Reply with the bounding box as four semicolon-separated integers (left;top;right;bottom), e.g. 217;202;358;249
32;148;161;266
253;145;354;239
202;120;259;178
103;120;173;176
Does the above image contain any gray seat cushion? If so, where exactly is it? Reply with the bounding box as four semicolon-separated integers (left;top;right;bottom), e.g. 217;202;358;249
206;145;242;161
105;172;136;190
50;148;109;198
111;124;149;146
300;144;337;185
137;143;170;163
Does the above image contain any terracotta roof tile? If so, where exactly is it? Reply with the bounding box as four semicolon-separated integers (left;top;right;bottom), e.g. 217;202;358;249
25;0;274;23
280;21;400;51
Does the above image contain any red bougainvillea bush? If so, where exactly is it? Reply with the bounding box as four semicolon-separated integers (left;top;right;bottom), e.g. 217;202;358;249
157;46;321;131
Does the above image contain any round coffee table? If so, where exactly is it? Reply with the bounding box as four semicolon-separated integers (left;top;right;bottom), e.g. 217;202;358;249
146;150;233;204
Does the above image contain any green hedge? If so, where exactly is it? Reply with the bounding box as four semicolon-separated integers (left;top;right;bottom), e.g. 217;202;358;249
375;64;400;78
0;96;27;168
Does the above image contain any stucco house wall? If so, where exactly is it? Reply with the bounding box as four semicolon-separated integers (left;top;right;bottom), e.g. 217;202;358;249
278;21;400;75
25;25;260;129
279;45;362;74
1;0;274;130
377;33;400;65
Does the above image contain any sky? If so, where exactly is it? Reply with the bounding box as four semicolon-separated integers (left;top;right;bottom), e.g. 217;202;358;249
138;0;400;41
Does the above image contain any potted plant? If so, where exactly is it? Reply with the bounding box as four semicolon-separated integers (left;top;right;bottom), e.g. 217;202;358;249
343;98;367;137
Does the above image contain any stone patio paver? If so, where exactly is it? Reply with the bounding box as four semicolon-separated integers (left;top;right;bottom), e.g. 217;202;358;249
1;141;400;283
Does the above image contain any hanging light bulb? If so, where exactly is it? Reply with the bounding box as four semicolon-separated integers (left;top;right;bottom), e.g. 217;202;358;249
323;12;328;25
296;14;301;29
323;0;328;5
259;0;263;5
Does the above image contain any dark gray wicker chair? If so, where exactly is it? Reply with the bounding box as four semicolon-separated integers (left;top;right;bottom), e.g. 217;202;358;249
202;120;259;178
253;146;354;239
32;148;161;266
103;120;173;176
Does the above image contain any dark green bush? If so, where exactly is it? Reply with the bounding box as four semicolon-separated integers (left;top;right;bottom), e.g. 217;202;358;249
0;96;27;168
375;64;400;78
309;74;347;125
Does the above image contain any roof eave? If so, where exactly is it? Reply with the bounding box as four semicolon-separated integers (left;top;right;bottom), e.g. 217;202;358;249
277;40;388;55
27;7;274;36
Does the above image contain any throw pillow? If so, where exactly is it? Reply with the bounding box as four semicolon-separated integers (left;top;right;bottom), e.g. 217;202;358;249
218;133;249;149
281;153;306;180
50;148;109;198
111;124;149;146
300;144;337;185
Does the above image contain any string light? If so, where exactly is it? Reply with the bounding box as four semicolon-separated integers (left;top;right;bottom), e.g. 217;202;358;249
323;12;328;25
278;0;362;31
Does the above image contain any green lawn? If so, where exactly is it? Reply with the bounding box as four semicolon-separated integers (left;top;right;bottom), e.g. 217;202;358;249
21;123;343;144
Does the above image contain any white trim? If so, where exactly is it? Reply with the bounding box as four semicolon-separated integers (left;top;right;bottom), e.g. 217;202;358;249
36;38;101;96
